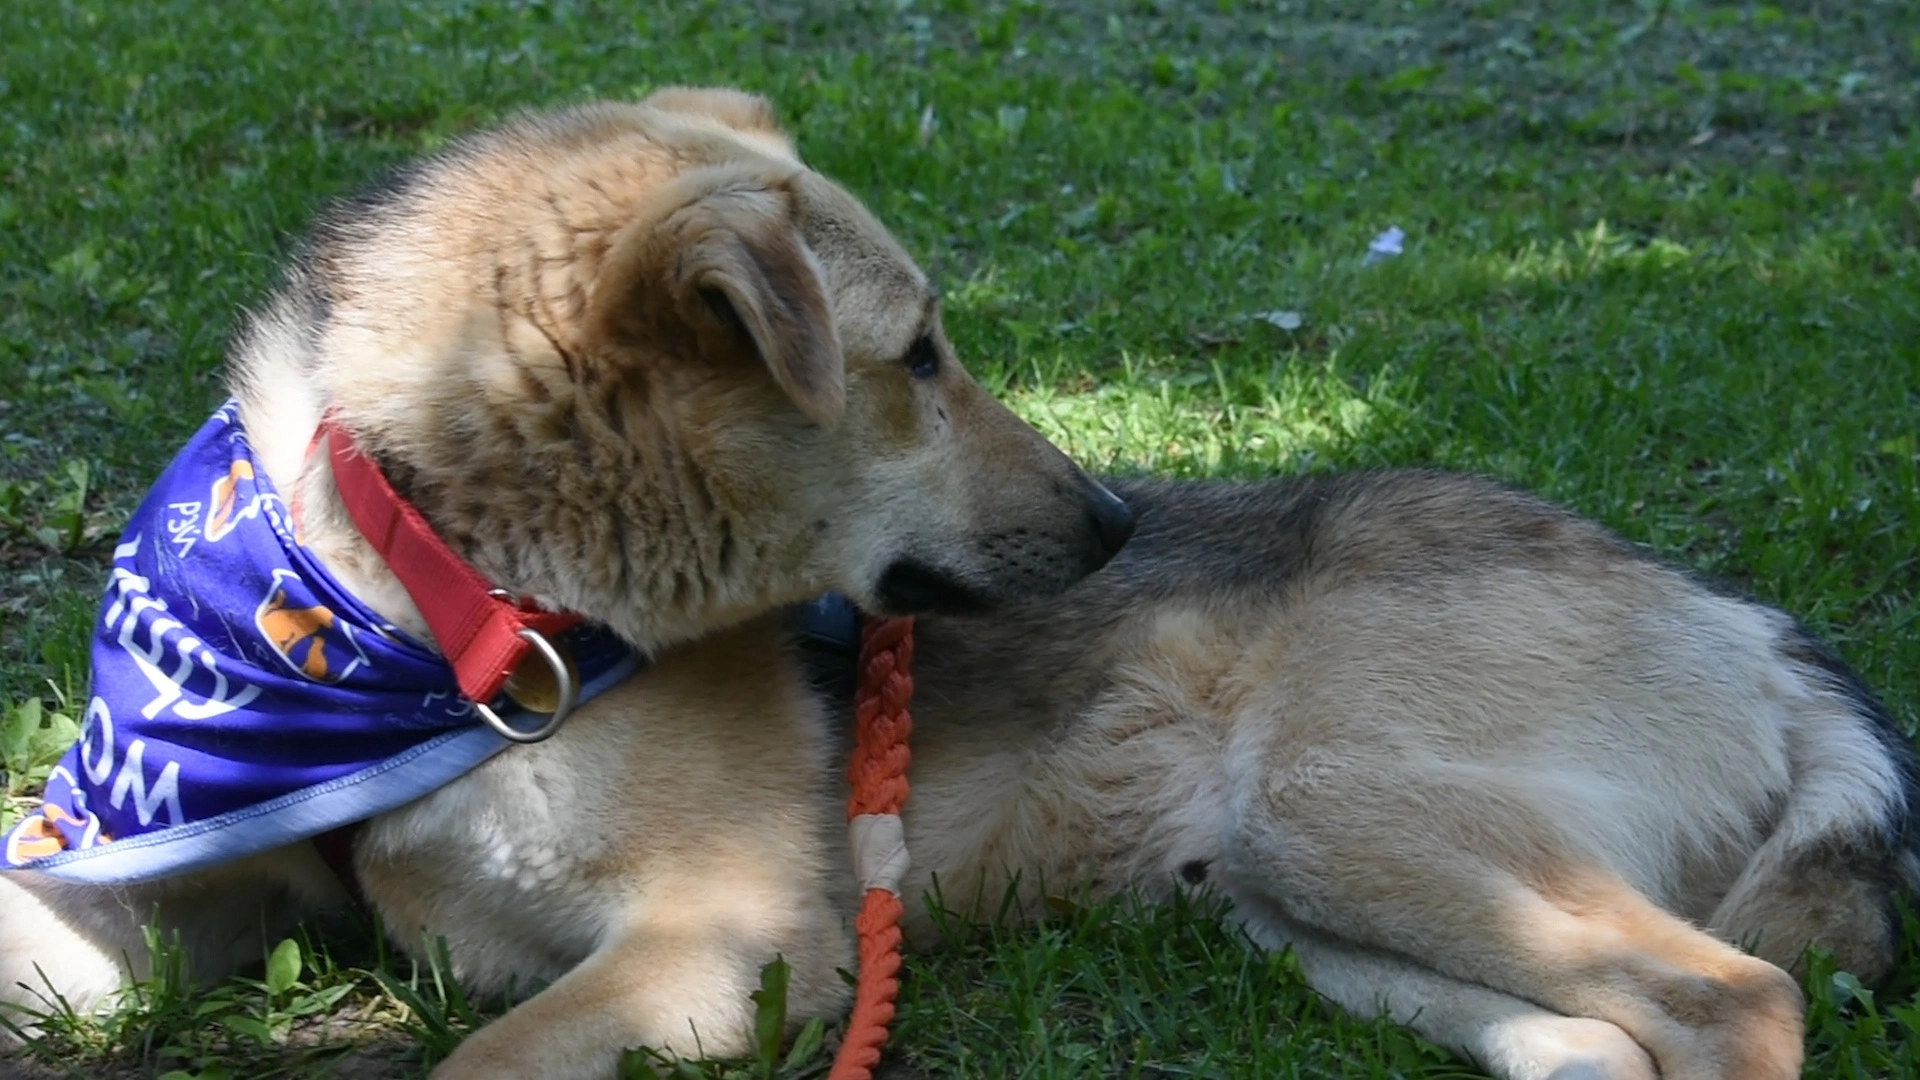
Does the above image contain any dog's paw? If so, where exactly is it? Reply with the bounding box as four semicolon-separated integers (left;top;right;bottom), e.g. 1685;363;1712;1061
1695;957;1806;1080
1476;1015;1658;1080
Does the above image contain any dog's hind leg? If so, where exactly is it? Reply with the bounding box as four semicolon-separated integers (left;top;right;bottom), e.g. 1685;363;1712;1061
1706;633;1920;982
1226;775;1805;1080
1228;894;1656;1080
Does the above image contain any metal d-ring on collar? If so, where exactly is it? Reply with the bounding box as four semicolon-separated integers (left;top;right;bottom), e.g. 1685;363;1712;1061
473;626;579;744
322;416;590;747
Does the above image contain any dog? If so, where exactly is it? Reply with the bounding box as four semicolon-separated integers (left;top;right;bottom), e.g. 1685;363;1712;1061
4;90;1915;1080
0;88;1131;1076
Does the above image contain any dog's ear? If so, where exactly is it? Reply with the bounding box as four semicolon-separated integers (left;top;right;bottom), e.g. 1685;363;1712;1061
678;196;845;427
592;173;844;427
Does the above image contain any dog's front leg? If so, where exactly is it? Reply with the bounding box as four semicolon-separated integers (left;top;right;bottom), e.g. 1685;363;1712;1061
429;910;851;1079
0;871;142;1027
0;843;344;1036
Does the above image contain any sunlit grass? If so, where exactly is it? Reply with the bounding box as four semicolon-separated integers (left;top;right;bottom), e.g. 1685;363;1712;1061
2;0;1917;1076
998;350;1411;477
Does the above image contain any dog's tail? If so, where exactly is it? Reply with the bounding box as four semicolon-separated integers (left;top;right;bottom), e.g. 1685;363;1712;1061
1708;626;1920;982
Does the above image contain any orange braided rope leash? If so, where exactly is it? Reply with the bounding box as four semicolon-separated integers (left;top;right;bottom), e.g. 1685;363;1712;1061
828;615;915;1080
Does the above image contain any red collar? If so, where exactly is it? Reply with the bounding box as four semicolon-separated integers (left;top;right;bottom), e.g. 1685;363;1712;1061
319;413;585;719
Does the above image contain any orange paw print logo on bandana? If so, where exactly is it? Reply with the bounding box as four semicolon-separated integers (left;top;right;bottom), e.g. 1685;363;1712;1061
4;803;105;864
254;569;370;683
205;460;269;543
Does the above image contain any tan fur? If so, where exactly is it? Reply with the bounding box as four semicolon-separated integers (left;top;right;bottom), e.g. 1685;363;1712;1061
0;89;1130;1075
5;92;1913;1080
893;475;1914;1080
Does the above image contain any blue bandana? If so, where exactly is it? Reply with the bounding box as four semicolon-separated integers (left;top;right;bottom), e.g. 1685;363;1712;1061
2;403;640;884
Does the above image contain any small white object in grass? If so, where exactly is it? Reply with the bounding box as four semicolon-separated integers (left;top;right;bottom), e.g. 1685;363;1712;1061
1363;225;1405;265
1255;310;1304;330
918;104;937;147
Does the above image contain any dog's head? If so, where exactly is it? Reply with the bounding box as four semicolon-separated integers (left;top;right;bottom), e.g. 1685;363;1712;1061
284;88;1130;647
583;89;1132;622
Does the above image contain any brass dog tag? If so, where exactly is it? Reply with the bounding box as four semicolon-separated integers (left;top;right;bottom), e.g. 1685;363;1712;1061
503;639;579;715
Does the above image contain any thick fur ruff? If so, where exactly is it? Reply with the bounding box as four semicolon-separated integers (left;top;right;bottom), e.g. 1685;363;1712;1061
5;91;1914;1080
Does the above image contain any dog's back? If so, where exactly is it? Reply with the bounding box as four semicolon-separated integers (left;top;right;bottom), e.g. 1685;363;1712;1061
901;469;1915;1078
910;470;1919;973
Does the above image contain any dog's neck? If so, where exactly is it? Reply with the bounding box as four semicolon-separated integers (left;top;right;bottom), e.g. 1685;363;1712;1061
234;374;831;657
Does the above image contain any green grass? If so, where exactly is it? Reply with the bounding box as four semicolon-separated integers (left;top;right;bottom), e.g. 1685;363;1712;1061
2;0;1917;1076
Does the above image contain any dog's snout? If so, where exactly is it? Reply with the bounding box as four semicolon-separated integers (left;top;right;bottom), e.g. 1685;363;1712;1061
1085;483;1135;567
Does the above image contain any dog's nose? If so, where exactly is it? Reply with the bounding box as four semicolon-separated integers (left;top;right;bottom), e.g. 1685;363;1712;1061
1085;483;1135;566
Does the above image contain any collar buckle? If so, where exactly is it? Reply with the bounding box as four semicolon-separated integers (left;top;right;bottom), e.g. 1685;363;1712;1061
321;413;587;744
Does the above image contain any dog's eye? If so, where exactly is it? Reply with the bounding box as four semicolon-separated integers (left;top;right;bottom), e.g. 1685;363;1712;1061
902;335;940;379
